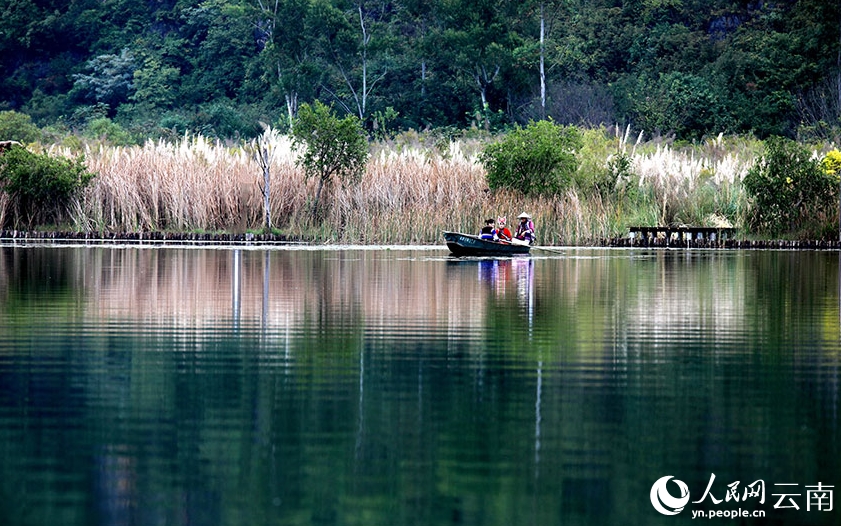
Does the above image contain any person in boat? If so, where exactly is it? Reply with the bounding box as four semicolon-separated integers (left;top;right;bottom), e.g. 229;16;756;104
515;212;536;244
479;218;496;240
495;216;512;242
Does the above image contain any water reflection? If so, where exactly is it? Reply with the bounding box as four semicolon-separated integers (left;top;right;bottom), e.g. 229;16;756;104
0;246;839;526
94;445;135;526
232;248;241;323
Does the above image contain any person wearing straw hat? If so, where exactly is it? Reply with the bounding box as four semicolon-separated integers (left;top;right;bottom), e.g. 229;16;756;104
515;212;535;244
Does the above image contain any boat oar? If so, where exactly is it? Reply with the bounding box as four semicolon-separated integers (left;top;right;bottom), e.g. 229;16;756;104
530;245;565;254
508;238;564;254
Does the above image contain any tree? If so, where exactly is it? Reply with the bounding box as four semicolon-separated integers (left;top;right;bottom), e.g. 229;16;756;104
291;101;368;217
131;57;181;109
249;124;281;232
250;0;317;130
72;48;137;109
618;71;731;139
510;0;570;120
434;0;519;124
0;144;96;228
180;1;260;104
313;0;392;122
2;0;840;140
743;136;838;238
480;119;581;196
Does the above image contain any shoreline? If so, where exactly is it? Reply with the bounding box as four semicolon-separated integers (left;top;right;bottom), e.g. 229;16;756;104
0;230;302;247
602;237;841;250
2;230;841;250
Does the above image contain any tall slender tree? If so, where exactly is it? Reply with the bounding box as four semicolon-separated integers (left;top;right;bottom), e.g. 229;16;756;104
312;0;393;122
251;0;317;129
435;0;518;124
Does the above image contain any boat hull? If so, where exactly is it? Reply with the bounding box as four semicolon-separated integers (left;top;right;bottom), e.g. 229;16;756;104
443;231;531;257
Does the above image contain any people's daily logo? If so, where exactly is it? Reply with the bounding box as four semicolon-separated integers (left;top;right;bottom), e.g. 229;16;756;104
650;476;690;515
650;473;834;519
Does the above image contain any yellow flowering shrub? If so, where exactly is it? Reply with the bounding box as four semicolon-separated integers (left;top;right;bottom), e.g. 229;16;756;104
820;149;841;183
744;137;837;237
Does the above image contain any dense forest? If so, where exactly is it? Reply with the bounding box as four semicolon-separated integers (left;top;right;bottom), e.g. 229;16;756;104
2;0;840;142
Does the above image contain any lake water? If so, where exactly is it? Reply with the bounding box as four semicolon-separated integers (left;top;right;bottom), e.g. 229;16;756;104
0;245;838;526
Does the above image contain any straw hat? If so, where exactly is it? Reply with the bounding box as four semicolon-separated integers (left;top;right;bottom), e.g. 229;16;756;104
517;212;531;219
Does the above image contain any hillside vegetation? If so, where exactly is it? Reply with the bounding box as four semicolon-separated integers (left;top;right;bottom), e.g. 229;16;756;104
2;0;840;142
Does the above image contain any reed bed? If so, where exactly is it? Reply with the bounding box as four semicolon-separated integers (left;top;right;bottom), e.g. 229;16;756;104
30;130;762;245
628;135;755;229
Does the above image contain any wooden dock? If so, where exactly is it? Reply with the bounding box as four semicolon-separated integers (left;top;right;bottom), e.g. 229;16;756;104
629;226;738;245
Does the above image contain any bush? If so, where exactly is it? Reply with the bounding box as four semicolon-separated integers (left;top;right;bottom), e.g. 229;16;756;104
0;111;42;143
0;145;96;228
85;117;136;145
820;149;841;178
479;120;582;196
743;136;837;238
291;101;369;217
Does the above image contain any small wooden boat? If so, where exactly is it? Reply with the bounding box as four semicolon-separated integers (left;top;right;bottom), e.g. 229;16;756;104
443;231;531;257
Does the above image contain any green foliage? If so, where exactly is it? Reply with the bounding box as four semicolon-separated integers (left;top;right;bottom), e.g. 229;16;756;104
617;72;732;139
192;100;261;139
572;127;627;197
743;137;837;238
480;120;581;196
291;101;369;215
0;111;42;143
0;145;96;228
85;117;136;146
371;107;399;141
131;58;181;108
601;152;634;197
1;0;840;140
72;49;137;108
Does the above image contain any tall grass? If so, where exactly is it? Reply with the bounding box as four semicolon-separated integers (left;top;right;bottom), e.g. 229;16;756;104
629;133;757;229
27;128;762;244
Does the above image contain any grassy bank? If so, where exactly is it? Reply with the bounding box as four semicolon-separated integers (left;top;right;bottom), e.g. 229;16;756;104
27;128;768;244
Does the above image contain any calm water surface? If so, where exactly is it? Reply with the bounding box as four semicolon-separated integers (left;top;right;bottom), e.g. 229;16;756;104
0;245;838;526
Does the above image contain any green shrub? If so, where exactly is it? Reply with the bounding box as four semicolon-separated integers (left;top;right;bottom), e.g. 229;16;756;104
599;151;634;198
743;136;837;238
0;145;96;228
479;120;582;196
291;101;369;217
0;111;42;143
86;117;135;145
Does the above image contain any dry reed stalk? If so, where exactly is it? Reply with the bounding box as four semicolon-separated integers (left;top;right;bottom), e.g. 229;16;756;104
73;135;303;232
330;144;489;243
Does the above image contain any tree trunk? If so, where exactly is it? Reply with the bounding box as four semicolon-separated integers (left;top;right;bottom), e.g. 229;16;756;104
285;91;298;130
253;127;275;233
311;177;325;219
421;60;426;98
360;4;368;119
540;2;546;119
262;148;271;232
